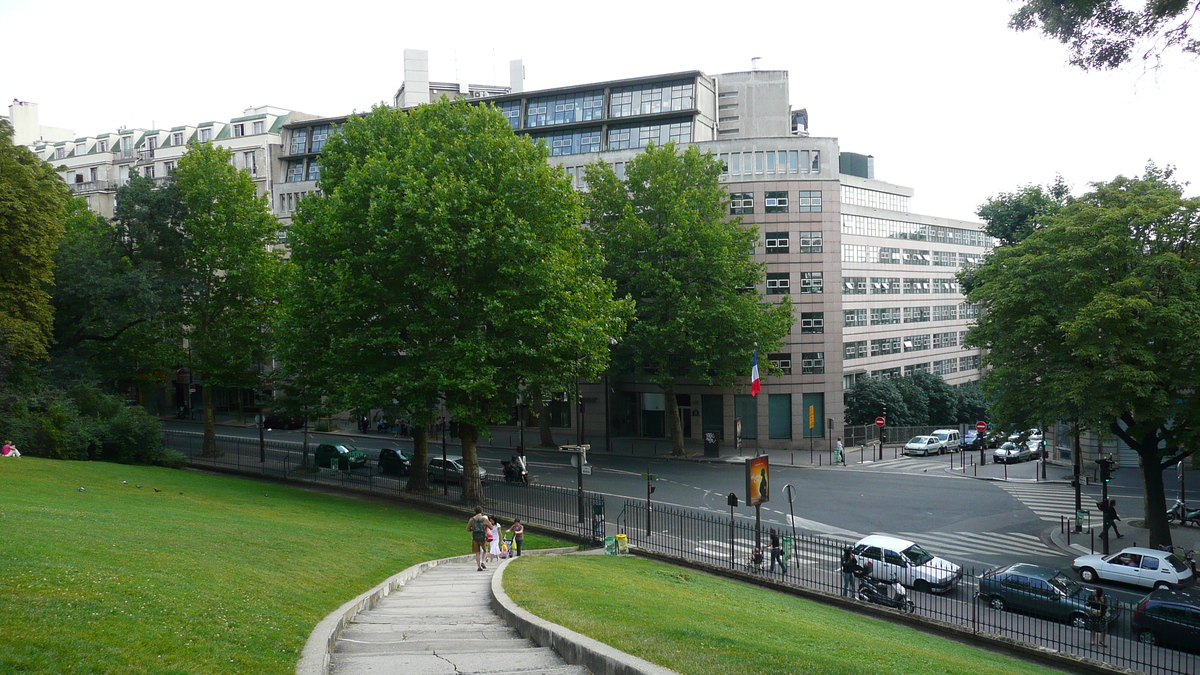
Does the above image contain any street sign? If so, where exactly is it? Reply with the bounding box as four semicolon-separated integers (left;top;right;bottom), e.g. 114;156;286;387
976;421;987;432
875;417;885;427
581;465;592;476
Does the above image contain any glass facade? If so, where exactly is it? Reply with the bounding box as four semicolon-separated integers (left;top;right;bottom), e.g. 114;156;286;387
532;128;602;156
526;90;604;128
609;80;694;118
607;118;692;151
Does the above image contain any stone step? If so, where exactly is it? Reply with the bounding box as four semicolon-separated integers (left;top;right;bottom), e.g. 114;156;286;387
331;647;571;675
334;636;540;654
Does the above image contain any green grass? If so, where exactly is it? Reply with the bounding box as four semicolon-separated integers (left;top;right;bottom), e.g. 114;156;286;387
503;555;1063;675
0;458;557;674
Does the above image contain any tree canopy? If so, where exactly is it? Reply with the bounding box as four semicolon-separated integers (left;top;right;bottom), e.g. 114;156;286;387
0;119;70;364
844;373;980;427
583;142;794;456
1010;0;1200;70
966;165;1200;546
284;99;630;502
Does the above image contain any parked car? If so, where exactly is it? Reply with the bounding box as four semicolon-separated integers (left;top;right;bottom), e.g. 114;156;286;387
262;412;304;430
428;455;487;483
904;435;944;456
931;429;962;453
1132;587;1200;651
1072;547;1195;590
852;534;962;593
314;442;367;471
978;563;1119;628
993;441;1032;464
963;430;984;451
1008;428;1042;443
378;447;414;476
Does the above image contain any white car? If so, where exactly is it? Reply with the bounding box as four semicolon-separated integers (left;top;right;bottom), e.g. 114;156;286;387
852;534;963;593
1072;547;1195;590
993;441;1032;464
904;435;943;456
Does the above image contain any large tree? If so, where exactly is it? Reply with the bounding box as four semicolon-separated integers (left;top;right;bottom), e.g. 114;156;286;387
967;166;1200;547
0;119;70;365
584;143;795;456
1010;1;1200;70
285;99;629;503
174;143;283;456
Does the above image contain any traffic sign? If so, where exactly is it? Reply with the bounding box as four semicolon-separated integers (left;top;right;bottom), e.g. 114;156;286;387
975;421;987;433
875;417;885;427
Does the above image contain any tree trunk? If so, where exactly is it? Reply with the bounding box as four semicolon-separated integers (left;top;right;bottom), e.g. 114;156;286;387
1139;451;1172;548
201;384;218;456
406;424;430;492
663;383;686;456
459;422;485;505
534;399;555;447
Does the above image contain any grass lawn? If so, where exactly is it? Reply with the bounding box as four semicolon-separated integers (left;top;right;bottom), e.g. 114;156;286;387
503;555;1063;675
0;458;557;674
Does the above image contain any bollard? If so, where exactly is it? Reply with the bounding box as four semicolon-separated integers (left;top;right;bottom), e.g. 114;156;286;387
974;461;977;477
818;455;822;466
1090;530;1094;554
1003;462;1008;481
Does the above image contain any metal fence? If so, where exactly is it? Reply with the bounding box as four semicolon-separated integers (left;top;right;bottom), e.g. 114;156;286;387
844;423;977;449
616;499;1198;675
163;430;604;543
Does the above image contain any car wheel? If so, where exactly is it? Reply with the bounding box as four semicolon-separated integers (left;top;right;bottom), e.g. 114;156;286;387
1079;568;1098;583
1138;630;1156;645
1154;581;1171;590
989;595;1006;611
1069;613;1088;629
913;579;930;593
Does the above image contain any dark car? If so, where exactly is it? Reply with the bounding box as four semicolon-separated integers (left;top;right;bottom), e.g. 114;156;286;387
1132;587;1200;651
378;447;414;476
428;455;487;483
963;430;984;451
262;412;304;430
978;563;1119;628
314;442;367;470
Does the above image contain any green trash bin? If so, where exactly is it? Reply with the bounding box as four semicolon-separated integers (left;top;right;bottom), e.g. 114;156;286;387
605;536;618;555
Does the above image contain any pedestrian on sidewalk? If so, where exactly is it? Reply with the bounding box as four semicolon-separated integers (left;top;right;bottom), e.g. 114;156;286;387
468;507;490;571
835;437;845;465
488;518;503;563
1087;587;1108;647
506;519;524;556
1100;499;1123;540
769;529;787;574
840;547;859;597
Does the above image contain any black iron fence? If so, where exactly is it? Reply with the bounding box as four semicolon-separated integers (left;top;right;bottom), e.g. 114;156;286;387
164;430;604;542
616;499;1198;675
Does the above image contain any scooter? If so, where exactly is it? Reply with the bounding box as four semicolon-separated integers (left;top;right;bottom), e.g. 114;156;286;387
856;576;915;613
1166;498;1200;526
500;459;528;484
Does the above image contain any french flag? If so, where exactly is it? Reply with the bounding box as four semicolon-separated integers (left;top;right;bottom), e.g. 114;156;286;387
750;351;761;397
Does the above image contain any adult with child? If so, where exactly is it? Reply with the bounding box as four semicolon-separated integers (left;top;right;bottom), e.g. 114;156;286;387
488;518;503;563
506;519;524;556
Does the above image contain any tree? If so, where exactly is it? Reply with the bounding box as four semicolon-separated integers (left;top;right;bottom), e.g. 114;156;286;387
962;178;1072;295
0;119;70;364
285;99;630;504
844;377;905;426
1010;1;1200;70
966;166;1200;547
174;143;284;456
583;143;795;456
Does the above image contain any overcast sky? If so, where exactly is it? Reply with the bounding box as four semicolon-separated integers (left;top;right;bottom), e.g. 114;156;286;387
4;0;1197;222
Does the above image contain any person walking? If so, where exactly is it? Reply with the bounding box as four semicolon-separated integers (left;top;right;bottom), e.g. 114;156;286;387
506;519;525;556
1100;499;1123;539
1087;587;1108;647
840;547;859;597
467;507;490;571
835;437;845;465
488;518;503;563
769;530;787;574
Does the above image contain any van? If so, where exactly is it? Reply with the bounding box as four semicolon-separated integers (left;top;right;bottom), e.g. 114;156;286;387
931;429;961;453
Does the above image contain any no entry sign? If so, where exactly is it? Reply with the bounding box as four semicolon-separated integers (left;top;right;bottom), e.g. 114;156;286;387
875;417;886;427
976;421;987;432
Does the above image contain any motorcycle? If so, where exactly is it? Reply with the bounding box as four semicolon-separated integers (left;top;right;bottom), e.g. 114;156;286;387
500;459;528;484
856;575;915;613
1166;498;1200;526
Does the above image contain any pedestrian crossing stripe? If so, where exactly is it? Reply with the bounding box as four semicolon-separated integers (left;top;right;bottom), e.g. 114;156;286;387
893;531;1065;558
695;539;842;565
996;482;1097;522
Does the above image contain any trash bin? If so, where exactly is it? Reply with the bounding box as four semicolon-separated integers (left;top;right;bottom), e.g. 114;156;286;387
1076;509;1087;531
604;536;618;555
704;431;720;457
615;533;629;554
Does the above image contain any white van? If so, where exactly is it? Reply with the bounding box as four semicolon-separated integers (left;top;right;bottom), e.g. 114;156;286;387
931;429;961;453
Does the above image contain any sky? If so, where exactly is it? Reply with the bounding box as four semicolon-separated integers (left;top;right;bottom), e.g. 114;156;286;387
3;0;1198;222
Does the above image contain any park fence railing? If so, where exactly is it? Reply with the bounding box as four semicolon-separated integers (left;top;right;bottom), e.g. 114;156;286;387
615;499;1197;675
163;430;604;543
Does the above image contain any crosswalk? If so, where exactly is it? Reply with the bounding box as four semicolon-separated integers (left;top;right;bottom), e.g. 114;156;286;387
996;482;1096;523
695;537;842;568
894;530;1065;561
843;455;943;474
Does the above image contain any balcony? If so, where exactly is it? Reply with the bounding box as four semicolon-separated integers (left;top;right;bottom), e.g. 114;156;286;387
67;180;117;194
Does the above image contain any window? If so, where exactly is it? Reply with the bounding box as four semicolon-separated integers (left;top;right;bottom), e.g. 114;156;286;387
932;278;957;294
232;124;245;137
798;231;822;253
252;121;264;134
55;147;65;159
764;232;789;254
870;337;902;356
306;160;321;181
933;305;957;321
244;151;257;177
289;129;307;154
960;303;981;319
144;165;155;179
903;278;931;294
606;118;691;150
932;332;959;349
842;276;867;294
801;352;825;374
75;143;86;155
903;249;930;265
878;247;901;264
796;190;822;212
903;306;931;323
609;80;694;118
500;101;521;129
172;132;184;145
764;191;789;213
871;307;902;325
959;354;981;371
844;309;867;327
286;160;305;182
89;167;98;181
535;128;602;156
766;272;790;295
310;125;332;152
871;367;902;379
932;358;958;375
842;244;868;263
903;363;930;376
841;213;991;247
200;128;212;142
870;277;900;294
903;334;931;352
799;271;824;294
800;312;824;334
768;353;791;375
840;185;910;212
843;341;868;360
163;161;175;175
729;192;754;215
932;250;957;266
98;140;108;152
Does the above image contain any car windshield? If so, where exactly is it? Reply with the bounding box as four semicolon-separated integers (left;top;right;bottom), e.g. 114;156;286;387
911;436;935;444
934;432;949;440
1048;572;1082;596
902;544;934;566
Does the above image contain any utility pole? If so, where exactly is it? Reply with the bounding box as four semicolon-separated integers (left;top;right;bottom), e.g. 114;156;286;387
1073;423;1083;533
1099;455;1113;555
645;467;657;537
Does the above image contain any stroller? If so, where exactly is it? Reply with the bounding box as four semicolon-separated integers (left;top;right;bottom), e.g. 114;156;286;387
856;574;915;613
500;533;515;559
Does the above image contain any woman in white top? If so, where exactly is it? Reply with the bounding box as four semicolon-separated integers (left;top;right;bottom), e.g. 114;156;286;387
488;519;503;562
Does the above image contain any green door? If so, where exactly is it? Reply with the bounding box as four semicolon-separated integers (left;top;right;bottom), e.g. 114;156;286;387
768;394;792;439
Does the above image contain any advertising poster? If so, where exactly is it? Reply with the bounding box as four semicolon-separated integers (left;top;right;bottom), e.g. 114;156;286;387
746;455;770;506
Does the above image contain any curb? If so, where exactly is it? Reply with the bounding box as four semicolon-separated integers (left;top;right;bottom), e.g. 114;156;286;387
491;555;681;675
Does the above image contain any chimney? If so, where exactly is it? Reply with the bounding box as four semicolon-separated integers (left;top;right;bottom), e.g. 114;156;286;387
510;59;524;94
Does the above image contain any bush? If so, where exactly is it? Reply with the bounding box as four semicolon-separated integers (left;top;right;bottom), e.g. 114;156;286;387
99;404;166;465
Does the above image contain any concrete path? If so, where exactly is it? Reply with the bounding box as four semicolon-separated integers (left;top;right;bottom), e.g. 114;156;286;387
329;559;589;675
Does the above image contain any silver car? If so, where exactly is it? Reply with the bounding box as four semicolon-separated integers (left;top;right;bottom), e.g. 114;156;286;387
993;441;1031;464
427;455;488;483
